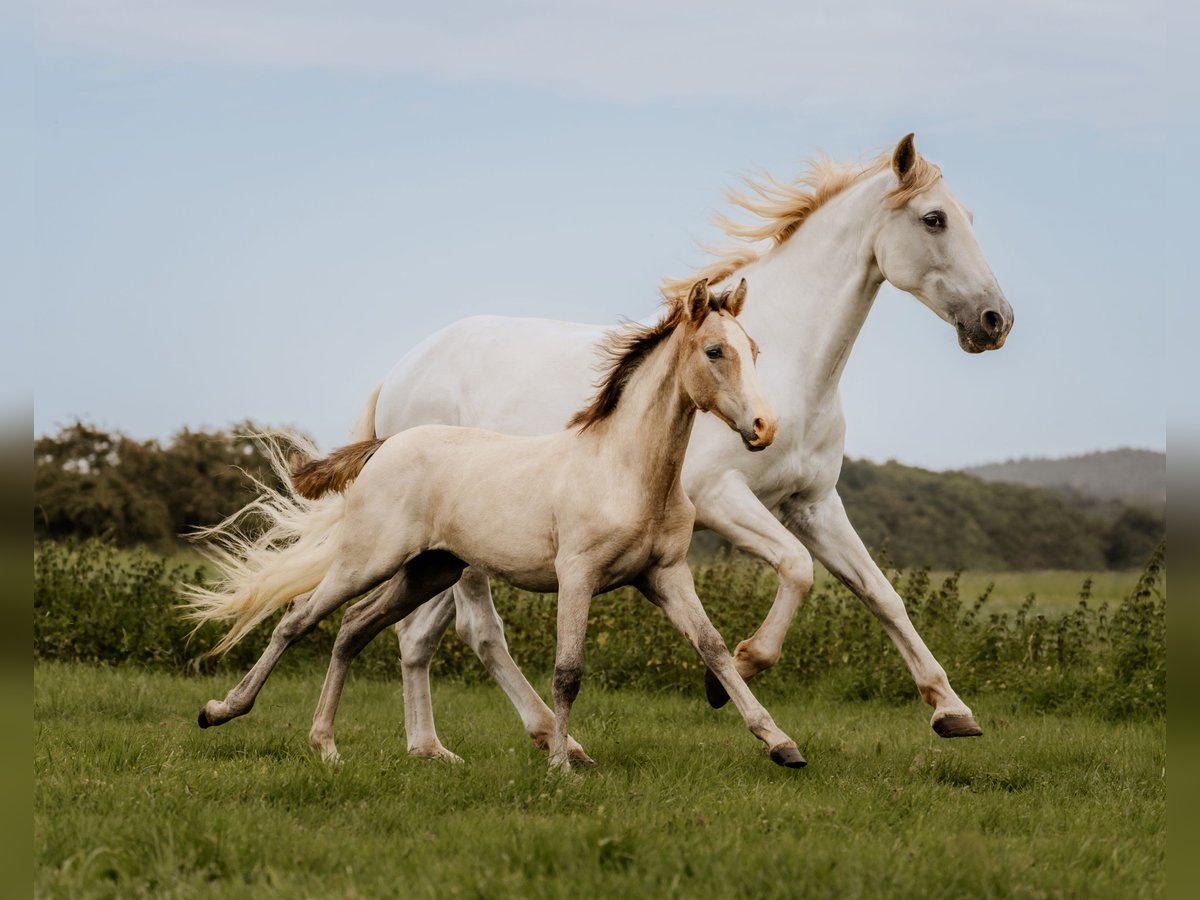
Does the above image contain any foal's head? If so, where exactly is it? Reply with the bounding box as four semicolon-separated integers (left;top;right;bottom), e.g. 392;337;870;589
677;278;776;451
568;278;776;451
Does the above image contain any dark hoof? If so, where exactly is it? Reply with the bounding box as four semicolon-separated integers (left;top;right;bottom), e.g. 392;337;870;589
769;745;807;768
704;667;731;709
197;708;212;729
933;714;983;738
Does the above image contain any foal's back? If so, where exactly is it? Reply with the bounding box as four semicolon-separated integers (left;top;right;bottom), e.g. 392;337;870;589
341;424;586;592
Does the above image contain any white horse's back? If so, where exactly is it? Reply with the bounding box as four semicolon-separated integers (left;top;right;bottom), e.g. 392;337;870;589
376;315;608;438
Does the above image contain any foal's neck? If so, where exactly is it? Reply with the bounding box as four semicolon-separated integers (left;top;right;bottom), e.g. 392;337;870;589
588;328;695;502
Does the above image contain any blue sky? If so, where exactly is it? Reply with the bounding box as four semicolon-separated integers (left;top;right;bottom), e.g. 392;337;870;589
26;1;1165;468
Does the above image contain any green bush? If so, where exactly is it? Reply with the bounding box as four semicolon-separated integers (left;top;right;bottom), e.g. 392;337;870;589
33;539;1165;720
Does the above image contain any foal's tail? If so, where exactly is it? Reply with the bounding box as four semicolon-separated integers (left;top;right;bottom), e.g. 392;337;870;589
178;432;346;654
290;438;386;500
179;388;385;654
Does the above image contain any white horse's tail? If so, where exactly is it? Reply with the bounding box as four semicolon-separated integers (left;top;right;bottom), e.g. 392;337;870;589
178;431;345;654
351;383;381;442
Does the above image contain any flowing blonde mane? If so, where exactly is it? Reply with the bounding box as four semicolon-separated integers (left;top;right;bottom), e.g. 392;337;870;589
660;148;942;300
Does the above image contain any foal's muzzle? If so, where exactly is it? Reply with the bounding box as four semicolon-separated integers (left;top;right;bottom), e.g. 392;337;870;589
743;416;777;451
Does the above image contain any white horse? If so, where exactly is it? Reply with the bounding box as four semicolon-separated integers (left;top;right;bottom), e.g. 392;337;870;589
356;133;1012;760
191;281;805;771
192;133;1012;764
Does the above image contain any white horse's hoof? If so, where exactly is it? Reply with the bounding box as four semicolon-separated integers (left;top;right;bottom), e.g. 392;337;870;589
932;712;983;738
409;744;464;764
309;734;342;763
769;744;807;768
197;700;231;728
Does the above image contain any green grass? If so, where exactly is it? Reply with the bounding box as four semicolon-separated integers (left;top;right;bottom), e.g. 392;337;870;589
36;663;1165;899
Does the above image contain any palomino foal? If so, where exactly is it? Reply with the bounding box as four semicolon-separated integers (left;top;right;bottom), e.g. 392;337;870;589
194;280;805;770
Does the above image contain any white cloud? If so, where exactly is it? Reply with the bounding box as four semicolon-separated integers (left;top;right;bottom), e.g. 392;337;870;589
35;1;1164;133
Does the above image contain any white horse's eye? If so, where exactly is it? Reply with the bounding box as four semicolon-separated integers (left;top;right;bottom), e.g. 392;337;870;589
922;211;946;230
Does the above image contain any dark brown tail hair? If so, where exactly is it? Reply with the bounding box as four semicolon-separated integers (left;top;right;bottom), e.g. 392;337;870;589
290;438;386;499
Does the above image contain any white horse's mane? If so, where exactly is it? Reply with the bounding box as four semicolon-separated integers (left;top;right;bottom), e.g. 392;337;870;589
660;150;942;300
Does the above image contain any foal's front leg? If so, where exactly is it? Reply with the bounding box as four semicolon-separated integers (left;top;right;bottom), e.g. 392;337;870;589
549;575;595;773
638;562;805;768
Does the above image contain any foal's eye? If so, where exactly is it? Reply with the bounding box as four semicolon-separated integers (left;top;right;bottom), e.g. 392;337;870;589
705;346;723;360
922;211;946;230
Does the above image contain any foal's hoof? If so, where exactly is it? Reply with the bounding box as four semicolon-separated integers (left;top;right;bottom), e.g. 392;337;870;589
932;713;983;738
197;708;212;729
704;667;731;709
769;745;807;769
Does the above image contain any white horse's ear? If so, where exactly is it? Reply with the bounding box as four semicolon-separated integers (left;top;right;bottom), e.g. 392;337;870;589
728;279;748;317
892;133;917;182
687;279;710;321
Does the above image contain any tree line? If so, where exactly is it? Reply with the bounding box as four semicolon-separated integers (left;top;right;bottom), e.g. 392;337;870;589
34;423;1163;570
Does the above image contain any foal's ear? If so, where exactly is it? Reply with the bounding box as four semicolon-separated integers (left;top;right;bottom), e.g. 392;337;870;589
727;278;747;317
687;278;710;321
892;133;917;182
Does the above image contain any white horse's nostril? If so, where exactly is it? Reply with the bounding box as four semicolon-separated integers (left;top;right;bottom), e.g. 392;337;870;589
981;309;1004;335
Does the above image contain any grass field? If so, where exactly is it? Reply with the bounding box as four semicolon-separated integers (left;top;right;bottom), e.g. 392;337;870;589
35;662;1165;899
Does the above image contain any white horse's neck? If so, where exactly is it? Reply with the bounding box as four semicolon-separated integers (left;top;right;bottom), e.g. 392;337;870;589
736;172;890;412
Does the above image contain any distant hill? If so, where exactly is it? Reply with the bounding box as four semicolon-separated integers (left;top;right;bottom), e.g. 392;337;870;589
963;449;1165;511
836;458;1161;572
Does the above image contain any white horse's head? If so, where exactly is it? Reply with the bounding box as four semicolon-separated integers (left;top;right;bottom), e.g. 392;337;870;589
873;134;1013;353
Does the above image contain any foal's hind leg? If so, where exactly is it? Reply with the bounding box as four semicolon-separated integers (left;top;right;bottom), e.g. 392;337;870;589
310;552;467;762
198;562;388;728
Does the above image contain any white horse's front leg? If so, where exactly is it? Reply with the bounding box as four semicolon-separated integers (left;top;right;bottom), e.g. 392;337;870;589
639;563;804;768
786;490;981;738
692;473;815;708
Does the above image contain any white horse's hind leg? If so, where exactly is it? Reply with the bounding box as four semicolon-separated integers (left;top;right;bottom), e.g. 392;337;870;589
396;591;463;762
311;553;467;762
789;491;981;738
639;563;805;768
452;569;592;763
692;474;815;708
198;562;386;728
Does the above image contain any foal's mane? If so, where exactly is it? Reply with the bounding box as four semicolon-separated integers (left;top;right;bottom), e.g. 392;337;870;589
568;289;733;432
660;150;942;300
